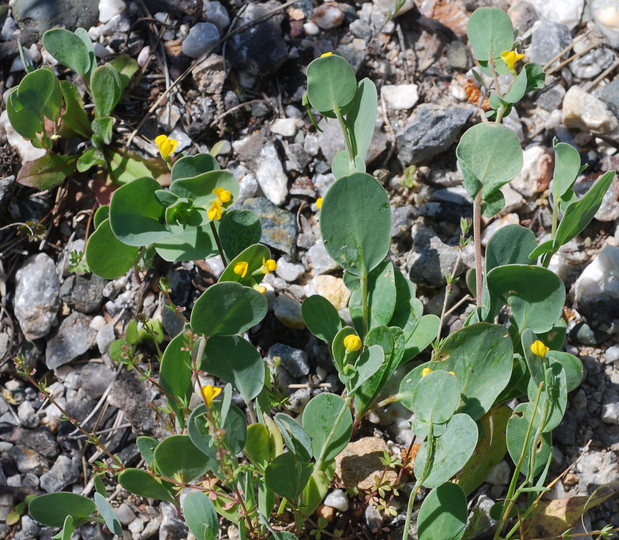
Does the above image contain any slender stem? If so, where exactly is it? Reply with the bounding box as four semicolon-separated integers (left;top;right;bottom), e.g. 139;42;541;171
333;101;356;168
361;272;369;337
403;421;434;540
489;57;502;98
494;382;545;540
313;395;353;472
209;221;228;266
437;250;463;341
473;191;483;308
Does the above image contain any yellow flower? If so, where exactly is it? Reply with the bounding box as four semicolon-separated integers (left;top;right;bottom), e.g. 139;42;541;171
155;134;178;160
253;284;267;294
500;50;525;73
234;261;248;278
531;340;549;358
207;199;223;221
421;367;433;378
316;197;323;210
449;371;455;376
260;257;277;274
320;52;333;58
343;334;362;353
213;187;232;204
201;384;221;406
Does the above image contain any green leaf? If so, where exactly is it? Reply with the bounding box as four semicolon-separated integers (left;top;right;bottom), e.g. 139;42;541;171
53;515;74;540
108;53;139;92
425;323;513;420
455;404;511;494
414;413;478;489
482;189;505;218
347;78;377;161
487;265;565;334
265;453;313;501
91;116;114;146
91;63;122;117
547;350;582;392
154;435;210;482
300;469;333;521
191;281;268;337
306;53;357;114
109;176;169;246
94;493;122;536
6;89;44;140
201;335;265;401
219;210;262;261
506;403;552;478
302;295;343;344
59;81;92;138
503;68;528;104
170;170;238;208
349;260;396;332
526;358;567;433
274;413;313;463
302;393;352;463
77;148;106;172
553;171;615;249
467;8;514;62
74;27;96;78
331;150;366;179
456;123;523;198
160;332;193;427
118;469;176;503
136;437;159;468
411;370;461;424
17;153;77;190
86;218;139;279
553;141;581;200
29;493;95;527
245;423;272;470
104;147;169;185
188;402;247;459
418;483;467;540
42;28;92;76
17;66;59;115
182;491;218;540
171;154;220;181
154;223;217;262
93;474;107;497
346;344;384;394
321;173;391;275
524;63;545;93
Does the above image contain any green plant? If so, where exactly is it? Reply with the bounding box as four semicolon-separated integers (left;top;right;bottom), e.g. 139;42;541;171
6;28;164;191
16;7;618;540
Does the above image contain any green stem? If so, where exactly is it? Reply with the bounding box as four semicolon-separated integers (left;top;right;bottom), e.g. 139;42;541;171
210;221;228;266
333;101;355;169
403;422;434;540
361;271;369;337
313;395;353;473
473;191;483;308
494;382;545;540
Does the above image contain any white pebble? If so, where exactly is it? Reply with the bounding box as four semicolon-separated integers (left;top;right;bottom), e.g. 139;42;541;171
324;489;349;512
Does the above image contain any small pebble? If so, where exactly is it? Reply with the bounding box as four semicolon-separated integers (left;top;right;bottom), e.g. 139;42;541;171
182;22;220;59
324;489;349;512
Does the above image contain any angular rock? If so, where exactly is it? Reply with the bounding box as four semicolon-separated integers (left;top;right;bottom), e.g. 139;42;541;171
569;46;614;79
182;22;220;59
45;312;97;369
529;0;584;29
510;146;553;197
227;1;288;76
275;257;305;283
396;104;474;165
242;198;297;255
592;0;619;49
60;273;107;314
310;275;351;311
529;20;572;66
272;294;304;330
11;427;59;458
576;450;619;490
268;343;309;379
8;446;48;475
13;253;60;341
255;144;288;206
408;225;463;287
334;437;398;491
40;455;79;492
79;362;115;399
381;84;419;110
307;239;339;275
160;501;189;540
563;86;618;134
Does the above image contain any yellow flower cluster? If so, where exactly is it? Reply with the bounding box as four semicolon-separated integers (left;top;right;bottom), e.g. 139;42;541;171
207;188;233;221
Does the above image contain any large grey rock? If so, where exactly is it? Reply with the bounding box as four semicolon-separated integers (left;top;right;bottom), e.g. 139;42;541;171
60;273;107;313
13;253;60;341
576;450;619;491
11;427;59;458
267;343;309;378
227;1;288;76
396;104;474;165
12;0;98;42
528;0;584;29
408;225;463;287
79;362;115;399
40;455;79;492
529;20;572;66
8;446;48;475
159;501;189;540
242;198;297;255
45;312;97;369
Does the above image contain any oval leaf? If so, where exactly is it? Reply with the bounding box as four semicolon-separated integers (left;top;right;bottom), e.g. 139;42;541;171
29;493;95;528
306;54;357;114
302;393;352;463
182;491;218;540
418;483;467;540
154;435;210;482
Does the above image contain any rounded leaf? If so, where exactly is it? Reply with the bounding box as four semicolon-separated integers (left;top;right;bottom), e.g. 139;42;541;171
506;403;552;478
411;370;461;424
320;173;391;275
160;332;193;426
191;281;268;337
171;154;219;181
188;402;247;459
302;295;343;344
86;218;139;279
418;483;467;540
42;28;92;76
154;435;210;482
182;491;218;540
467;8;515;62
118;469;176;503
219;210;262;262
29;493;95;527
306;54;357;113
265;452;313;501
302;393;352;463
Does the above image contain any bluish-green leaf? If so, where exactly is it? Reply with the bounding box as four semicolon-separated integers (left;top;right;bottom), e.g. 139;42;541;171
467;8;514;62
94;493;122;536
29;493;95;527
302;295;343;344
154;435;210;482
182;491;218;540
86;218;139;279
418;483;467;540
265;452;312;501
302;393;352;463
160;332;193;427
306;54;357;114
42;28;92;76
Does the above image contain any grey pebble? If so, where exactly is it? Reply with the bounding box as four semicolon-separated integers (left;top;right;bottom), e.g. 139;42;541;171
40;455;79;492
268;343;309;379
45;312;97;370
182;22;220;59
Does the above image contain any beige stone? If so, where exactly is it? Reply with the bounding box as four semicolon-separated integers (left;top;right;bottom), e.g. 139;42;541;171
334;437;398;491
563;86;618;134
312;275;351;311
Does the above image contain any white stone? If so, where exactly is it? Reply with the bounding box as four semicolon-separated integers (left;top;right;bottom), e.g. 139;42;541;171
605;344;619;364
99;0;126;24
168;128;192;152
275;257;305;282
485;460;511;485
324;489;349;512
529;0;584;29
563;86;618;134
270;118;299;137
373;0;416;16
255;144;288;206
93;42;112;59
158;105;181;131
574;245;619;307
510;145;550;197
303;21;320;35
381;84;419;110
601;395;619;424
